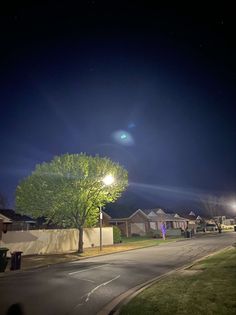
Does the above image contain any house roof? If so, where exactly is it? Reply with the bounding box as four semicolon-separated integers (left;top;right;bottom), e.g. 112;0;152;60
0;209;35;222
142;208;166;215
111;209;188;221
196;215;203;220
109;208;189;222
139;209;188;222
152;213;188;222
156;209;166;214
102;210;111;219
173;213;190;220
0;213;12;223
109;209;149;221
181;214;197;220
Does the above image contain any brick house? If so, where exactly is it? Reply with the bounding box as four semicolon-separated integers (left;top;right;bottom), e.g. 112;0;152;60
109;208;188;237
109;209;149;237
144;209;188;231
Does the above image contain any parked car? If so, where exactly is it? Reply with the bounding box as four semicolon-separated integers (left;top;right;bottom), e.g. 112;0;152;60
206;223;217;231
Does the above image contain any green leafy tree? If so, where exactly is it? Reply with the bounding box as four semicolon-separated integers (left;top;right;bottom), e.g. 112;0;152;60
202;195;226;232
16;153;128;253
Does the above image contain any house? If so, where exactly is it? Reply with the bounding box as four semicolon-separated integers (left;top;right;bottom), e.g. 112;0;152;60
214;216;236;226
0;209;36;231
109;209;149;237
145;208;188;231
109;208;188;237
0;213;12;240
178;211;200;232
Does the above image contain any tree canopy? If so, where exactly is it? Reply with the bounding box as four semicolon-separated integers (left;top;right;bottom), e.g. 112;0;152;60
16;153;128;252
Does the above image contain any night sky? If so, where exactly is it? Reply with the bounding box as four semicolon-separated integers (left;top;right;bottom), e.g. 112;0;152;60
1;2;236;215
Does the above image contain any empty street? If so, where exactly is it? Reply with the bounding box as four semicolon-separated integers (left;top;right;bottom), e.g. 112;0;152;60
0;233;235;315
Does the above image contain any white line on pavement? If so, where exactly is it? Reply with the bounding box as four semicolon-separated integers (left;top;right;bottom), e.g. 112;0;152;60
85;275;121;303
68;264;110;275
66;275;121;313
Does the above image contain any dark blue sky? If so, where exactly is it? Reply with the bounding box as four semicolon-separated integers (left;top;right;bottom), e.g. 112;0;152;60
1;2;236;214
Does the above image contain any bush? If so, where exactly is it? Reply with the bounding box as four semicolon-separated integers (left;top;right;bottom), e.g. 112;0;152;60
147;229;160;238
113;226;122;243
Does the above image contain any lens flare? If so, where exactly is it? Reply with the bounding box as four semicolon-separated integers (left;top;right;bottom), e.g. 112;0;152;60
112;130;134;146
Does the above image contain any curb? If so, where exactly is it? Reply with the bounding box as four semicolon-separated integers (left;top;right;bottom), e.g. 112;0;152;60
97;245;234;315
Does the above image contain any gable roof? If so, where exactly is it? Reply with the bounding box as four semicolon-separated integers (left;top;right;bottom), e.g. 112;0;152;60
181;214;197;220
143;209;188;222
142;208;167;215
127;209;149;220
147;210;157;216
0;213;12;223
109;209;149;221
109;208;189;222
102;210;111;219
156;209;166;214
142;209;155;216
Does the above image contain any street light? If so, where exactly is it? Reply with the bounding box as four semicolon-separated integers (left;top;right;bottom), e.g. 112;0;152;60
231;202;236;211
100;175;115;251
102;174;115;186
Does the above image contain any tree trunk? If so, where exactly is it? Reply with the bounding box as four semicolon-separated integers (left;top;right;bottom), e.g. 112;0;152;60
78;225;84;253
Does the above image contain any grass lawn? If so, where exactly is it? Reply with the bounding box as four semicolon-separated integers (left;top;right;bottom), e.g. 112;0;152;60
80;236;181;257
121;235;180;244
120;247;236;315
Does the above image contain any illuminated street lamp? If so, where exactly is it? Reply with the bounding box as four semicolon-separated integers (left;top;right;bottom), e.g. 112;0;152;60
231;202;236;211
100;175;115;251
102;174;115;186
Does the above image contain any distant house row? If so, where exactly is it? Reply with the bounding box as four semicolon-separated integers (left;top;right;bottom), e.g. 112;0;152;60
0;209;36;232
1;208;235;238
103;208;236;237
103;208;194;237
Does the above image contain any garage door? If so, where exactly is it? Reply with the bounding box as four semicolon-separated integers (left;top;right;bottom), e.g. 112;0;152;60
131;223;146;236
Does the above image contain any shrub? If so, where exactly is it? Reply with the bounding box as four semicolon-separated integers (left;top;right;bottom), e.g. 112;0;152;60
147;229;160;238
113;226;122;243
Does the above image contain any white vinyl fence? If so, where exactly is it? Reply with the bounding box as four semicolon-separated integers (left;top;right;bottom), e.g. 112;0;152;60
0;227;113;256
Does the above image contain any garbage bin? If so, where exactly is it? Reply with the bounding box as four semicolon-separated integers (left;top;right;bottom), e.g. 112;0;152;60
0;247;9;272
186;230;191;238
10;251;23;271
234;226;236;232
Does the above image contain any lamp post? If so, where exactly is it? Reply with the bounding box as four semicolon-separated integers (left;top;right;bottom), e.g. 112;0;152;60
100;175;114;251
99;205;103;251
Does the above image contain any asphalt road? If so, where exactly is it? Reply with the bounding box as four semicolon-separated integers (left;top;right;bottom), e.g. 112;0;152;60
0;232;235;315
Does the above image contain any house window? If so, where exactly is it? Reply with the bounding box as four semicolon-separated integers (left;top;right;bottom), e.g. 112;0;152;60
166;221;173;229
150;222;156;230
